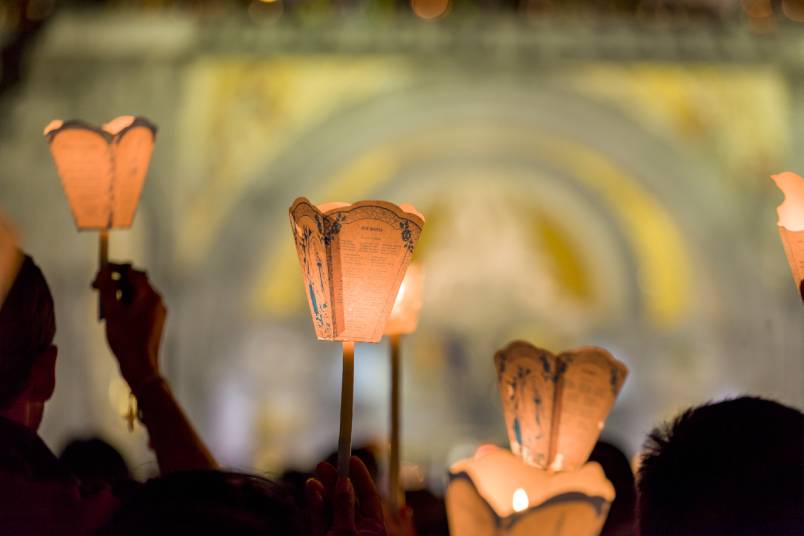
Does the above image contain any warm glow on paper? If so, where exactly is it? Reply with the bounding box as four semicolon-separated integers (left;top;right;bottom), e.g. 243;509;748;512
495;341;628;472
446;447;614;536
289;198;425;343
385;263;424;336
44;116;157;230
0;215;21;309
771;172;804;292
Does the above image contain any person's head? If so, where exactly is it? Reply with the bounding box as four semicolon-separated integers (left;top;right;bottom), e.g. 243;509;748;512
98;471;303;535
59;437;131;487
589;440;636;536
0;254;57;430
638;396;804;535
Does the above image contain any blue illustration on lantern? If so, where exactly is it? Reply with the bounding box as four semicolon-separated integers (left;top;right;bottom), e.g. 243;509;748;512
317;213;345;246
298;225;329;331
316;253;325;297
539;354;551;377
532;393;543;438
400;221;415;252
309;283;319;317
553;357;570;383
609;366;620;396
506;364;546;459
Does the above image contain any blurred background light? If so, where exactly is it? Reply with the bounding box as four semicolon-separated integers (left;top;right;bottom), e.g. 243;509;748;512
411;0;450;20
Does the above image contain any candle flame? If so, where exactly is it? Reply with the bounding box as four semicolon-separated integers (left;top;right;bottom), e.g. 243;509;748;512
393;280;408;309
512;488;528;513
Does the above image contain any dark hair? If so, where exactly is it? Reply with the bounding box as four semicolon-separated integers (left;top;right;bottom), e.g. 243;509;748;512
59;437;132;487
638;396;804;536
0;255;55;408
589;441;636;536
97;471;304;535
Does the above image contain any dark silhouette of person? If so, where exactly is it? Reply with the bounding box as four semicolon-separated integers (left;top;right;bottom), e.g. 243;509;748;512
0;254;216;535
101;457;394;535
404;487;448;536
1;254;395;535
97;470;303;535
638;396;804;536
59;437;132;491
589;440;637;536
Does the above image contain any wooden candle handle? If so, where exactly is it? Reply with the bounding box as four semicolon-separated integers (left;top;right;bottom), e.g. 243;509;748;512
338;341;356;477
98;229;109;320
389;334;405;510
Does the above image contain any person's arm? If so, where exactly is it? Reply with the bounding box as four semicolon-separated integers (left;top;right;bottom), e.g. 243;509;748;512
93;264;217;473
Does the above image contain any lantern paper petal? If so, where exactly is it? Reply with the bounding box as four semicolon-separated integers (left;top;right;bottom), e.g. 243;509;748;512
44;116;157;230
385;263;424;336
495;341;628;472
111;122;157;227
289;198;425;343
0;215;21;309
446;448;614;536
771;172;804;292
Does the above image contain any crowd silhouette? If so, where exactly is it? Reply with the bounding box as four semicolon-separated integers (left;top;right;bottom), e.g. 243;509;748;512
0;252;802;535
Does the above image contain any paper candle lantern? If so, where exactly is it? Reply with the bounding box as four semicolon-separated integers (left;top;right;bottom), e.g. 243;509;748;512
44;116;157;230
44;115;157;320
289;198;425;475
446;447;614;536
770;172;804;300
0;215;21;309
383;263;424;510
289;198;425;342
495;341;628;472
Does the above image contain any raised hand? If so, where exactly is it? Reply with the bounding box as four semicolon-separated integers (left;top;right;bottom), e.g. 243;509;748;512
92;263;216;473
92;263;165;393
306;456;387;536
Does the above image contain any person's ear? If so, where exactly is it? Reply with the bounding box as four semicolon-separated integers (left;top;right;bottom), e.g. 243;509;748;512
27;345;57;403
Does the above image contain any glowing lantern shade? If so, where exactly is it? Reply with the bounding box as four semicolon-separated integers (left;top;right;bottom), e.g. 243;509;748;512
770;172;804;300
0;214;21;309
289;198;425;343
446;447;614;536
289;198;425;477
495;341;628;472
44;116;157;230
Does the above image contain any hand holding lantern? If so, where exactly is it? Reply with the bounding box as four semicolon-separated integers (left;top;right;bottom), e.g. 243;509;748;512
44;115;157;315
44;115;157;429
446;341;628;536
